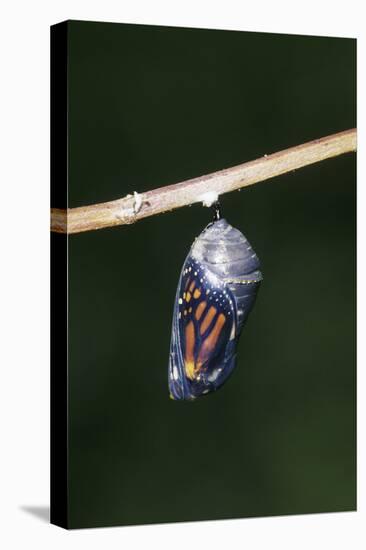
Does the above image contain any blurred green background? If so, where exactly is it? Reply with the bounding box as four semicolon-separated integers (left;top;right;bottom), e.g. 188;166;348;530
66;21;356;528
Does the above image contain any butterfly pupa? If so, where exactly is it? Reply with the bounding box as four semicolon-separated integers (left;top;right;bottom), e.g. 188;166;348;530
168;213;262;401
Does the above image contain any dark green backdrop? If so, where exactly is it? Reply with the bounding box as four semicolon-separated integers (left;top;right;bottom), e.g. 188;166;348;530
66;21;356;528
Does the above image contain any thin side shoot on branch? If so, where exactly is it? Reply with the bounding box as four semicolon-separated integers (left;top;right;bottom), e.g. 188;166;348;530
51;128;356;234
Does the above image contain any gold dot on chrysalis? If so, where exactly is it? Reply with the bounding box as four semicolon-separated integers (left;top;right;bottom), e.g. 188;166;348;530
184;310;188;316
189;307;192;313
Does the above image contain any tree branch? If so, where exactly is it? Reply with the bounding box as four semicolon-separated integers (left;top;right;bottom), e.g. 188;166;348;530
51;128;356;234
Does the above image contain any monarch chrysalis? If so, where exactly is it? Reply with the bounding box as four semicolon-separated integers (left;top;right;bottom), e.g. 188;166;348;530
168;204;262;400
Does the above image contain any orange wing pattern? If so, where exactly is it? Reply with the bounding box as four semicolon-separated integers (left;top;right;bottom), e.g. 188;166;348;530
175;257;235;386
168;217;262;400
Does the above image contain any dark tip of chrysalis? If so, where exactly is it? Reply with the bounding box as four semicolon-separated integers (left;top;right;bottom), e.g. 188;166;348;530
212;200;222;222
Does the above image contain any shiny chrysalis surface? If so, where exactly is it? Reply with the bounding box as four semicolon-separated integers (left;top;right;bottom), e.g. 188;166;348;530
168;218;263;400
